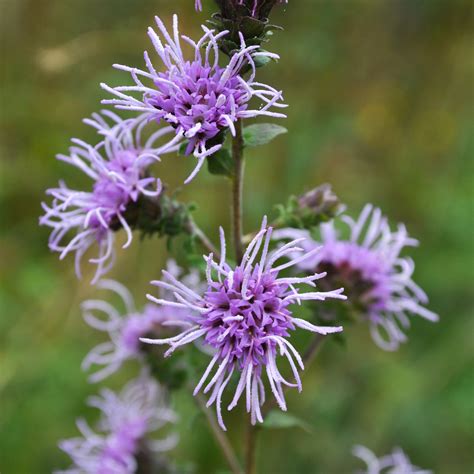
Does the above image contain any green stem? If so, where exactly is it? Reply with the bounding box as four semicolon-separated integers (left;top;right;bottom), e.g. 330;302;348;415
301;333;326;367
185;216;220;259
231;120;255;473
194;392;243;474
245;421;258;474
232;119;245;263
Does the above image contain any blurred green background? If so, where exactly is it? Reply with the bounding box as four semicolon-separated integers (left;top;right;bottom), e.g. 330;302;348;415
1;0;473;472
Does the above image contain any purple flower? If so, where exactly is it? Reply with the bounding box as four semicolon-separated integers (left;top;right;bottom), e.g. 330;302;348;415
57;376;177;474
352;445;432;474
101;15;286;183
274;204;439;351
40;112;177;284
141;217;345;430
82;262;201;382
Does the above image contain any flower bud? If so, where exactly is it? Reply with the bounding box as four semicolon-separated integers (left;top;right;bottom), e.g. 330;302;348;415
208;1;286;56
297;184;342;219
276;184;343;230
215;0;284;21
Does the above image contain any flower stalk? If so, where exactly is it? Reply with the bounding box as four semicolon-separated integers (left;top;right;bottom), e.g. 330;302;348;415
194;391;243;474
232;119;245;262
230;118;257;474
185;216;221;259
245;420;258;474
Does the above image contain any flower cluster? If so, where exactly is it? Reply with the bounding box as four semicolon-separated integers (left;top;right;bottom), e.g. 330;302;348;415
82;262;202;382
40;112;177;283
101;15;286;183
274;204;438;351
352;445;432;474
57;376;177;474
141;217;345;429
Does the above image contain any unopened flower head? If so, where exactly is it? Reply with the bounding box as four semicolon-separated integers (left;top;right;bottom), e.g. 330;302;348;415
57;376;177;474
278;184;343;230
195;1;288;19
81;264;198;383
275;204;439;351
141;217;345;430
352;445;432;474
40;112;176;283
297;184;342;220
101;15;286;183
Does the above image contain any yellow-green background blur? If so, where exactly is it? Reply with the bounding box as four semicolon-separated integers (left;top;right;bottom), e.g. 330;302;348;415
1;1;473;472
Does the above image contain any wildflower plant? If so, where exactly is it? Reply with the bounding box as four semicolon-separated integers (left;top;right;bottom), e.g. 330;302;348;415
42;1;437;473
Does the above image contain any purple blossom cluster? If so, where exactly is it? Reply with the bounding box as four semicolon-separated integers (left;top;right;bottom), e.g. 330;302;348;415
82;262;201;382
101;15;286;183
352;445;432;474
275;204;438;351
40;113;177;283
141;217;345;429
57;376;177;474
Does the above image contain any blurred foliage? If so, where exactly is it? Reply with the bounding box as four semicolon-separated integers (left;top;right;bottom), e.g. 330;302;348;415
0;0;473;473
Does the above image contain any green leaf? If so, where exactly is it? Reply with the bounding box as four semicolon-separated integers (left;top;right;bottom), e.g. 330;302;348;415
243;123;288;147
207;148;234;177
253;54;272;69
262;410;313;433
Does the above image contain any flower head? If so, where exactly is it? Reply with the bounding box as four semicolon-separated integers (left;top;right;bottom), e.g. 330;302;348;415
352;445;432;474
81;262;201;382
141;217;345;429
196;1;288;20
101;15;286;183
40;112;176;283
274;204;439;351
57;376;177;474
